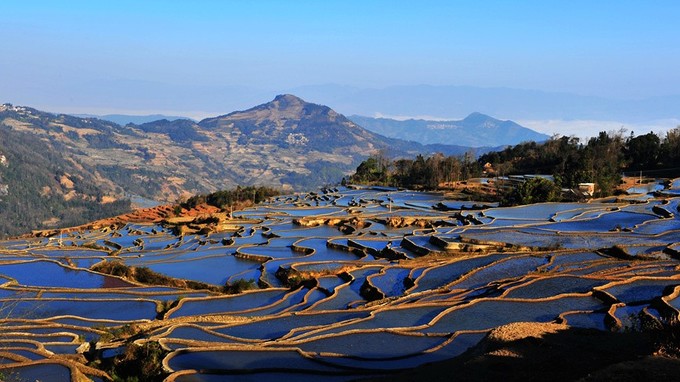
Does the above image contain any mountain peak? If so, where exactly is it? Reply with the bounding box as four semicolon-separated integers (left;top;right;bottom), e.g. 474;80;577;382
269;94;308;112
273;94;305;104
197;95;397;153
462;112;494;123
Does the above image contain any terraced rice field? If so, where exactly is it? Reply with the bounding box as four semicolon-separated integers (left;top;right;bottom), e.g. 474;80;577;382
1;183;680;381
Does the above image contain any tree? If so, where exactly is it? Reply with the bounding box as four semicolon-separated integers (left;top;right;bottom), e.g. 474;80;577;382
660;127;680;168
626;132;661;170
584;131;625;196
408;155;430;188
351;156;385;184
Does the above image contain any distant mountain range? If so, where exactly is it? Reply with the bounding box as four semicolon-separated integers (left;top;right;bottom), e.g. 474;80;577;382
289;84;680;123
1;95;516;235
349;113;549;147
21;82;679;124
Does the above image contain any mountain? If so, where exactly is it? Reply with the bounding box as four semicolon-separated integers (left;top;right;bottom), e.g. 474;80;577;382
350;113;550;147
0;96;486;235
200;94;392;153
73;113;194;126
194;94;483;187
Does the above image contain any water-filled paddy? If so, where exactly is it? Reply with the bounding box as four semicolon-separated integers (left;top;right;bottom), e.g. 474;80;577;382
166;348;340;373
484;203;607;220
422;295;606;334
168;289;290;318
369;267;410;297
544;211;660;232
0;260;132;289
210;311;368;341
448;255;549;290
309;281;368;311
1;298;158;321
0;363;72;381
159;325;244;344
131;254;259;286
561;311;609;330
627;182;665;194
504;276;608;299
598;277;680;304
410;254;505;293
293;304;450;337
291;331;447;358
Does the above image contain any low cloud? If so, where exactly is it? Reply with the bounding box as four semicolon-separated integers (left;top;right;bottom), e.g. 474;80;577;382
372;112;454;122
371;113;680;142
518;119;680;141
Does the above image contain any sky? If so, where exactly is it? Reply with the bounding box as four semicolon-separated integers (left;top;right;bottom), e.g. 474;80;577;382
1;0;679;136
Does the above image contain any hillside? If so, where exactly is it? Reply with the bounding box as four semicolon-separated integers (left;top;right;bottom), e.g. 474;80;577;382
350;113;550;147
0;106;131;237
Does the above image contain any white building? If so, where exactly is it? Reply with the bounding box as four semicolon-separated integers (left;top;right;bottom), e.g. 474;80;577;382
578;183;596;197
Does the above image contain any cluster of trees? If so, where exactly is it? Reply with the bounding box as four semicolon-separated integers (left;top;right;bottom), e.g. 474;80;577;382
479;132;625;196
350;127;680;203
624;129;680;171
480;128;680;196
181;185;280;210
349;151;481;189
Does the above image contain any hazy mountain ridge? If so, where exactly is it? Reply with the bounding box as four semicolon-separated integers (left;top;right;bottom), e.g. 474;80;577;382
73;113;194;126
350;113;549;147
136;119;210;144
291;84;680;122
36;84;680;124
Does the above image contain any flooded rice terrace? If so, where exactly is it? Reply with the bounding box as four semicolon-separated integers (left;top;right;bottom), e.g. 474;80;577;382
1;184;680;381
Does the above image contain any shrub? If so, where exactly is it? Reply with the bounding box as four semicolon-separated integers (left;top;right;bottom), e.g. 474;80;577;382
107;341;168;382
224;278;258;294
502;177;561;206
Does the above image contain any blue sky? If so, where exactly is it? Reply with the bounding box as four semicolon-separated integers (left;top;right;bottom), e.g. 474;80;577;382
1;0;679;119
